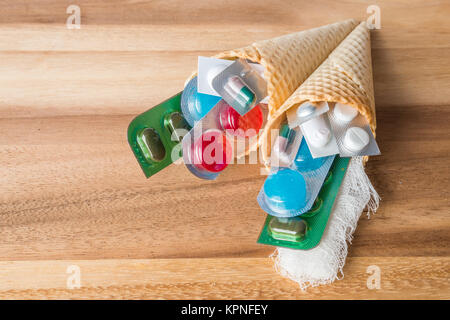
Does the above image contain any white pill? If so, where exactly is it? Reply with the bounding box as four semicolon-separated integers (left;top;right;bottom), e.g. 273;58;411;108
333;103;359;122
344;127;370;152
301;115;332;148
296;102;316;119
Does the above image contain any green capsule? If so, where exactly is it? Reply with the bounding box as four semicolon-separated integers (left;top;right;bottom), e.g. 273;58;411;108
268;217;308;242
137;128;166;162
165;112;191;143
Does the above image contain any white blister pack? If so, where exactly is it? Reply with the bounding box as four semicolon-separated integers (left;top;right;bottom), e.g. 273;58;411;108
270;122;303;168
197;56;265;97
328;102;380;157
286;101;329;129
300;113;339;159
211;59;268;115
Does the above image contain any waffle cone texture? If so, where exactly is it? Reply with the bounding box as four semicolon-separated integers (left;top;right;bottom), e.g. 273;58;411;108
260;22;376;163
187;20;376;164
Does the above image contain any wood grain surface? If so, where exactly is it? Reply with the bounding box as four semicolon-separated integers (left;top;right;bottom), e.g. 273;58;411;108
0;0;449;299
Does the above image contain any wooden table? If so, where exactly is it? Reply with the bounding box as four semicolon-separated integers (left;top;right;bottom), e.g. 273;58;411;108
0;0;449;299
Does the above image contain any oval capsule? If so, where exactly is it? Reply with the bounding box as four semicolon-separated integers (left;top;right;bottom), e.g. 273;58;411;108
268;217;308;242
138;128;166;162
165;112;191;143
224;76;255;113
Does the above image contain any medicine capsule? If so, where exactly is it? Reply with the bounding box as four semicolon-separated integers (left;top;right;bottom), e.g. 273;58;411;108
138;128;166;162
219;103;263;138
192;129;233;173
271;123;291;162
301;115;332;148
223;76;256;114
333;103;359;122
343;127;370;152
165;112;191;142
268;217;308;242
263;168;307;214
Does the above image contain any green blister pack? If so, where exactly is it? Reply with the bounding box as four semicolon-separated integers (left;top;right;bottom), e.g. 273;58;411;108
127;93;191;178
257;156;350;250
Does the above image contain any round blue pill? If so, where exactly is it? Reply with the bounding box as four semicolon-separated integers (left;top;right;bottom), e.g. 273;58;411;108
181;77;221;126
263;168;307;214
294;138;327;172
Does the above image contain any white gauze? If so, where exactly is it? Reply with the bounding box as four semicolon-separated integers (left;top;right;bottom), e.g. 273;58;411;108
271;156;379;290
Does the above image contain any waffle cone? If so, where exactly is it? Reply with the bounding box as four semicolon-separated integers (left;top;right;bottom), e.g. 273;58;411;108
187;20;359;159
260;22;376;164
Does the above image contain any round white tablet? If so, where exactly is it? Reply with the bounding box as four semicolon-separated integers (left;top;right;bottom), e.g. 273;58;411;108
343;127;370;152
296;102;316;119
333;103;359;122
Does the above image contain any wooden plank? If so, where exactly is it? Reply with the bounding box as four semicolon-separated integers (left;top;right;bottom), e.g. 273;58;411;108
0;257;448;299
0;0;449;299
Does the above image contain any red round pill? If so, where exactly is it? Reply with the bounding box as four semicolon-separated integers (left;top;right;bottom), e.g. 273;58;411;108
193;129;233;172
219;103;263;138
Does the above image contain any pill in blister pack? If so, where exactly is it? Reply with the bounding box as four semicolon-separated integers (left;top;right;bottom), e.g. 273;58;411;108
270;122;303;167
128;93;192;178
300;112;339;158
182;99;266;180
181;76;222;126
328;102;380;157
286;101;329;129
258;135;335;217
197;56;265;97
268;217;308;242
257;156;350;250
212;59;267;115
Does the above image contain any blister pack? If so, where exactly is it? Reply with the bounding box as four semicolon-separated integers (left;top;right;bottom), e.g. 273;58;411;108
328;102;380;157
182;99;266;180
211;59;267;115
270;122;303;168
197;56;265;97
258;137;335;217
257;156;350;250
128;93;192;178
181;76;221;126
300;113;339;158
286;101;329;129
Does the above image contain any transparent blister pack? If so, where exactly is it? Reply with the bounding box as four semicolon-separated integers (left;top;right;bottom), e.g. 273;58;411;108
328;102;380;157
182;100;267;180
258;137;335;218
257;156;350;250
181;76;221;126
212;59;267;115
197;56;265;97
286;101;329;129
270;122;303;168
128;93;192;178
